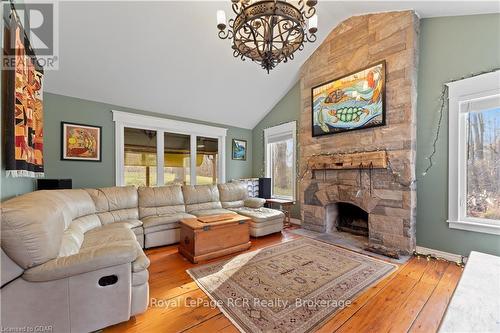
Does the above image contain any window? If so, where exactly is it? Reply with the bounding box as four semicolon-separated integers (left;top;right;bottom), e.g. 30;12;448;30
447;71;500;235
196;136;218;185
113;111;226;187
264;121;296;200
466;107;499;220
164;133;191;185
124;128;157;186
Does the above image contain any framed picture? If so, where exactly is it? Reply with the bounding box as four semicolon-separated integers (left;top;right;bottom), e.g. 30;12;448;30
311;61;386;137
61;122;102;161
232;139;247;160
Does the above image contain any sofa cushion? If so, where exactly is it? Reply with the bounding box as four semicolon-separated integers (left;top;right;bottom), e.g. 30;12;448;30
70;214;102;234
82;227;137;249
142;224;180;234
138;186;186;218
22;240;140;282
218;182;247;208
182;185;222;213
142;213;196;230
244;198;266;209
80;227;148;274
144;222;178;232
58;214;103;257
92;220;144;240
1;189;96;269
98;219;143;229
85;186;139;224
228;207;284;223
189;209;237;217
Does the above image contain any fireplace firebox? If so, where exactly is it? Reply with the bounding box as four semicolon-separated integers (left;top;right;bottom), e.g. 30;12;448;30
336;203;369;236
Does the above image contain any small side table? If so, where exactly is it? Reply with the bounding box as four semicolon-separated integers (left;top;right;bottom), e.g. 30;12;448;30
265;198;294;228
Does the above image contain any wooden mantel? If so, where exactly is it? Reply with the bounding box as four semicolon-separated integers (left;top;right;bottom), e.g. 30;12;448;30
308;151;388;170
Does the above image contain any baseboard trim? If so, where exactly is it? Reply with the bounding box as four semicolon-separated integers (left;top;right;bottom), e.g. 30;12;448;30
415;246;467;263
290;218;301;225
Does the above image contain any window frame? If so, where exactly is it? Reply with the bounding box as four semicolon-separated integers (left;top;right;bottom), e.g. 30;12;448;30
447;71;500;235
264;121;297;201
113;110;227;186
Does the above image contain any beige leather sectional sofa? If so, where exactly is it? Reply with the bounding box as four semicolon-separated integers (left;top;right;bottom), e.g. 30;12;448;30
1;182;283;332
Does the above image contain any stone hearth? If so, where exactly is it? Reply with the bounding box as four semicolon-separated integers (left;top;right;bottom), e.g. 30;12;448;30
299;11;419;254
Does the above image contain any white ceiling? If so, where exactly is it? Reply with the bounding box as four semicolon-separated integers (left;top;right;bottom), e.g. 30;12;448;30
44;1;500;129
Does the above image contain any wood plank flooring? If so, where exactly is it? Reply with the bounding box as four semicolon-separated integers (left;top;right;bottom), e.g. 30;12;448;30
105;229;462;333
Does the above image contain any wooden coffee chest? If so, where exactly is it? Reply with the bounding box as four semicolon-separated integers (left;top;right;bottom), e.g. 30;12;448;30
178;214;251;263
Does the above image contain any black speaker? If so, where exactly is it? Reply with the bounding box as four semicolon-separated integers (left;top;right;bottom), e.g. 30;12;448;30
37;179;72;190
258;177;271;199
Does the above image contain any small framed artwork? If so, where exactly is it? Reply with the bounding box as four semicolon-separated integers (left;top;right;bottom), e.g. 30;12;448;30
232;139;247;160
311;60;386;137
61;122;102;162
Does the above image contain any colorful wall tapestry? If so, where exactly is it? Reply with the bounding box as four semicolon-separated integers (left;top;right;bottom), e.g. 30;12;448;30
4;11;45;177
312;61;386;136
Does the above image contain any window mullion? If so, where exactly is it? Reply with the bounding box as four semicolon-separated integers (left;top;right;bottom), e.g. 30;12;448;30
458;110;466;221
190;135;197;185
270;144;274;197
116;123;125;186
157;130;164;186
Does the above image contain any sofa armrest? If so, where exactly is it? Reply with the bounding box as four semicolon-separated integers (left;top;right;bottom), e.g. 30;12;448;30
23;241;139;282
244;198;266;209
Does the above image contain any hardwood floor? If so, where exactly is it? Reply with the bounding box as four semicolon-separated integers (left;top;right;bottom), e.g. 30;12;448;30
105;229;462;333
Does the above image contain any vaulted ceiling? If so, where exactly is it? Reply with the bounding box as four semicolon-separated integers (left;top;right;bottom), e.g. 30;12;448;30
44;1;499;129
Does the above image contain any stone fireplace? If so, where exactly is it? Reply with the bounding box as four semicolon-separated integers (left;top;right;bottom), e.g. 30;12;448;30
299;11;419;255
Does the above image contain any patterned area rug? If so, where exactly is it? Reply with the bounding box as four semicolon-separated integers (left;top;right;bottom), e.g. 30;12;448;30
187;238;397;333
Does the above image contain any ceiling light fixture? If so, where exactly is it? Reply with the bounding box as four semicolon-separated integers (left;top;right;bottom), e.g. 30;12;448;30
216;0;318;73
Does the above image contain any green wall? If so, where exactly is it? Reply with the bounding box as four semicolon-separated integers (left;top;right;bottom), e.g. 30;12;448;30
1;93;252;200
252;82;301;218
416;14;500;256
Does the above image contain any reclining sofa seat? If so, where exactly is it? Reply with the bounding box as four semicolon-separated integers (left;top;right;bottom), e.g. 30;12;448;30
1;189;150;333
217;182;285;237
85;186;145;247
138;185;196;248
182;184;237;217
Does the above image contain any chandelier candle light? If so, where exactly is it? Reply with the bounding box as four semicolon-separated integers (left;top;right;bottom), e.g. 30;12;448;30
216;0;318;73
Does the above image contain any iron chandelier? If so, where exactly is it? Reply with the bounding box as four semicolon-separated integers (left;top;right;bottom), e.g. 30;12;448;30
216;0;318;73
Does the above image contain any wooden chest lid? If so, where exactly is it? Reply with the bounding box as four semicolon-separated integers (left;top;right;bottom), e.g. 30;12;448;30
180;214;250;230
